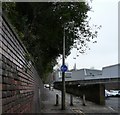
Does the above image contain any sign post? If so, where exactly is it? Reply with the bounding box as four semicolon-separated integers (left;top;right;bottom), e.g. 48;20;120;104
61;26;66;110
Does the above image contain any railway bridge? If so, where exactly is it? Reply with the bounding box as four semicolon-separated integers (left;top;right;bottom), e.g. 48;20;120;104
54;77;120;105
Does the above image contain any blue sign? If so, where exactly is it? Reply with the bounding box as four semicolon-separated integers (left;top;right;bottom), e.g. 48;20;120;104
61;65;68;72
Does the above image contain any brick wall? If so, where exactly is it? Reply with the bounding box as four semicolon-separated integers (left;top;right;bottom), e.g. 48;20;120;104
0;14;43;114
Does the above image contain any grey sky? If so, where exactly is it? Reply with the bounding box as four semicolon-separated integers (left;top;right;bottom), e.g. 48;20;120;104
65;0;118;70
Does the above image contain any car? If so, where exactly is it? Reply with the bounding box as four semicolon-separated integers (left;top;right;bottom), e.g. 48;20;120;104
44;84;50;88
109;90;119;97
117;91;120;96
105;89;112;97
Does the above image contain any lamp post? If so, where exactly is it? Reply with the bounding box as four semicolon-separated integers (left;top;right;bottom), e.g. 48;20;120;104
61;22;74;110
61;26;66;110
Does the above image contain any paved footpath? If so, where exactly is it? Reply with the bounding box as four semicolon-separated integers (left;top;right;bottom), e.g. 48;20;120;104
40;88;119;114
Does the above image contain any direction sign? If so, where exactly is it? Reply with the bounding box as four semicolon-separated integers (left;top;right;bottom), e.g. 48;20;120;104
61;65;68;72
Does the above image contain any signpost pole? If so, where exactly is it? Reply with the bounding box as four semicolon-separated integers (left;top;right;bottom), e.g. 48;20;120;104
61;26;66;110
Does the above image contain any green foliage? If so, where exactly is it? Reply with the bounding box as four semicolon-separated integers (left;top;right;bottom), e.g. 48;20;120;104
2;2;100;80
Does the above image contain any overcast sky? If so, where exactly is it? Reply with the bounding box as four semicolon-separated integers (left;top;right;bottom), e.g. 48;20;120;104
57;0;119;70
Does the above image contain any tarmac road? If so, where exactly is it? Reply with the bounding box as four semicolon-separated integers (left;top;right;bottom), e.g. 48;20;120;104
105;97;120;113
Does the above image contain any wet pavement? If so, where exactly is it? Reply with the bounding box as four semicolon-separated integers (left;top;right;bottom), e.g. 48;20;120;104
40;88;119;114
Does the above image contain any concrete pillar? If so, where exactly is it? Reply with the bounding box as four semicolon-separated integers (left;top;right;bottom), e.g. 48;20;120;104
99;84;105;105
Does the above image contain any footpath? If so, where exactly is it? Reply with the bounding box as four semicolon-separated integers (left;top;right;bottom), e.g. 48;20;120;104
40;88;119;115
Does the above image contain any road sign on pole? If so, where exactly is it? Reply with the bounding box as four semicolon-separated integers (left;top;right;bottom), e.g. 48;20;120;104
61;65;68;72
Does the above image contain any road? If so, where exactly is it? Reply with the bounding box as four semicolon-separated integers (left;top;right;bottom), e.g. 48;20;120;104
105;97;120;113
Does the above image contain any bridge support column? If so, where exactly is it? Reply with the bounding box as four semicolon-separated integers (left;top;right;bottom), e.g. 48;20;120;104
99;84;105;105
81;84;105;105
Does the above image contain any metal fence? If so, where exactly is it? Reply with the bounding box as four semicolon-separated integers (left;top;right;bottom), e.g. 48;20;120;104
0;13;43;114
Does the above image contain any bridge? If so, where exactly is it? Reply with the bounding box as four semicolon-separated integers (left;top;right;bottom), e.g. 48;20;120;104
54;77;120;105
54;77;120;85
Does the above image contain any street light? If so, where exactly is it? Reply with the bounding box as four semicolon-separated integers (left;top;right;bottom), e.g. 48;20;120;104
61;22;74;110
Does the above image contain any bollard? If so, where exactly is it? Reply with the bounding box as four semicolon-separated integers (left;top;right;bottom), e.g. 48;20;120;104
70;95;73;106
49;84;51;90
52;87;53;91
82;94;86;106
55;94;59;106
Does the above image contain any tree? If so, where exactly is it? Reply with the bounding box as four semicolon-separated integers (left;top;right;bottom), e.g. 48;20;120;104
2;2;100;81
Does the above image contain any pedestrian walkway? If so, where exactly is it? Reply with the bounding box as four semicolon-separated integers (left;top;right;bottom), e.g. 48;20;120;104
40;88;75;114
40;88;119;114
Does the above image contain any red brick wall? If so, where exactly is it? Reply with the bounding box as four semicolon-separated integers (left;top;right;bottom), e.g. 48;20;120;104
0;14;43;114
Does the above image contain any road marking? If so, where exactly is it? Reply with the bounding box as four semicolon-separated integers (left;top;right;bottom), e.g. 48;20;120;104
108;106;116;111
70;108;85;115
